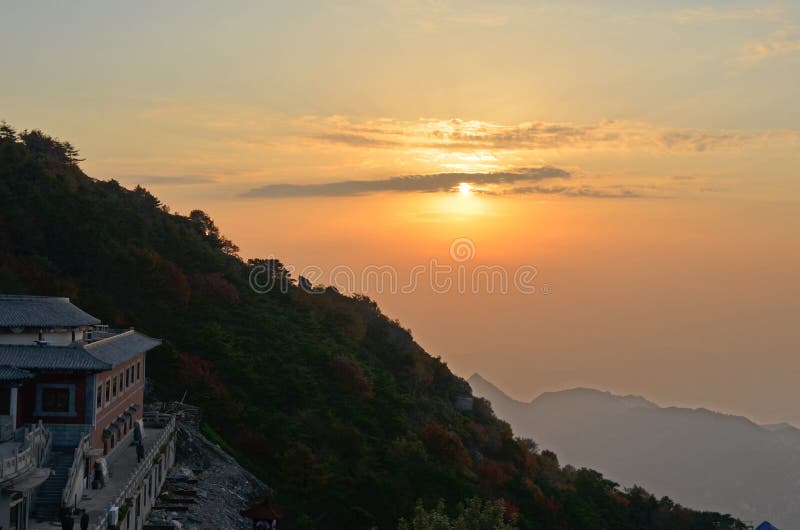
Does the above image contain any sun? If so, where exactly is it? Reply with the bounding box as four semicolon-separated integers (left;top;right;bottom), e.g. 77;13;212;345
457;182;472;194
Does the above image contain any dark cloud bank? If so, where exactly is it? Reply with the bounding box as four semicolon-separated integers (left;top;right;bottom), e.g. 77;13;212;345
242;166;644;199
242;167;570;198
482;185;641;199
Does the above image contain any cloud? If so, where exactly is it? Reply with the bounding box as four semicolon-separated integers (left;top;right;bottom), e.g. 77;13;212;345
312;133;397;148
671;5;783;25
743;29;800;64
127;175;217;185
242;167;570;198
305;116;796;153
498;185;643;199
475;184;644;199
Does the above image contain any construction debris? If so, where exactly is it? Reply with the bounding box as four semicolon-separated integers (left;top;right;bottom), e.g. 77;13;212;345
144;409;267;530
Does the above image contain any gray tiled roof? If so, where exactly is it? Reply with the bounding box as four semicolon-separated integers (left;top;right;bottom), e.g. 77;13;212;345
0;345;111;371
85;330;161;366
0;366;33;381
0;295;101;327
0;330;161;372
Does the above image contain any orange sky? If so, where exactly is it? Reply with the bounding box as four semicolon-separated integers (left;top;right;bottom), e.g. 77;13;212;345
203;192;800;424
2;0;799;423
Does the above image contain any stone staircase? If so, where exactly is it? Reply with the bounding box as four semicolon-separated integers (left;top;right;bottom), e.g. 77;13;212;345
31;448;75;522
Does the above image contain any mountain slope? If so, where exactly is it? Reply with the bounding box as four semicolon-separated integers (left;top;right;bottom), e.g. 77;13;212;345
0;124;746;529
469;374;800;528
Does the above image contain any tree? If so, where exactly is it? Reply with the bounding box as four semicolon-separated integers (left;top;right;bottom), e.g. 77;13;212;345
189;209;218;236
422;424;472;469
61;141;84;163
19;129;83;165
454;498;517;530
516;437;538;455
541;449;559;465
398;501;452;530
0;120;17;142
398;498;517;530
247;258;295;292
189;209;239;255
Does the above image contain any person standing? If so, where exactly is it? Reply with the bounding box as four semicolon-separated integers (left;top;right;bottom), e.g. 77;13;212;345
136;440;145;462
80;509;90;530
60;509;74;530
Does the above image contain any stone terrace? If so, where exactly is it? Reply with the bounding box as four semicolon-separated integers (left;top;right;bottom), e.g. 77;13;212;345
30;424;169;530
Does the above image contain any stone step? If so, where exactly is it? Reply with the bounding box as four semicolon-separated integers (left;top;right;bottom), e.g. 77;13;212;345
41;485;67;491
30;447;79;523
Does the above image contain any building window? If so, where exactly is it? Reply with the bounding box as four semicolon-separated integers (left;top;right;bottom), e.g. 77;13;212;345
105;381;110;402
125;368;130;388
137;361;141;381
36;384;76;416
97;385;102;408
119;373;124;392
112;378;117;398
42;388;70;412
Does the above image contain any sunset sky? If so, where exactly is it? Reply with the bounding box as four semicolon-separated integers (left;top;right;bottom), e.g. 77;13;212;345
2;1;799;423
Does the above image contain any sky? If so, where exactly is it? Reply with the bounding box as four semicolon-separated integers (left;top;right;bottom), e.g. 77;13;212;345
2;1;799;423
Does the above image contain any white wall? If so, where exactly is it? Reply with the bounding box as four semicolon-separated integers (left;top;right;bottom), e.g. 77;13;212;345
0;329;84;346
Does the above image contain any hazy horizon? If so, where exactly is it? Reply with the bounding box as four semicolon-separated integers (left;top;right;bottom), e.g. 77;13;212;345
467;372;798;428
3;0;799;425
468;372;800;528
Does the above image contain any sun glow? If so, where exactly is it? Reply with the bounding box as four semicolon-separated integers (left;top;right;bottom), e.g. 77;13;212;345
458;182;472;194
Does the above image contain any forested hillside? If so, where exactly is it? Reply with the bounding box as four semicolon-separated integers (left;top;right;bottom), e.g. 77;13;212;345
0;123;745;530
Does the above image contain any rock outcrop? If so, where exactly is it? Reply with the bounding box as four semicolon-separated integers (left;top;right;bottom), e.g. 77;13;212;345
145;418;267;530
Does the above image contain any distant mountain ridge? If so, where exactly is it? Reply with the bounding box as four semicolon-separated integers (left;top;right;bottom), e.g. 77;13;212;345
469;374;800;529
533;387;657;409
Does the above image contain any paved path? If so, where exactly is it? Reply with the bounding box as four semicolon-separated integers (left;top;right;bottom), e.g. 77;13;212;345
30;426;166;530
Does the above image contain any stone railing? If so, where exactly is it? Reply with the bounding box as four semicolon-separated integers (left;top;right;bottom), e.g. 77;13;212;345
142;411;175;427
145;402;202;427
0;421;51;482
62;431;93;508
91;415;176;530
0;415;14;442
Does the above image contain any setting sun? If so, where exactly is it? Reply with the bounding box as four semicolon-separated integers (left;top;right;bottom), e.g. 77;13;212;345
458;182;472;194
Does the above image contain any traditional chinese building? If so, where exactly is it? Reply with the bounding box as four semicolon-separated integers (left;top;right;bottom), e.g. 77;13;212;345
0;295;174;530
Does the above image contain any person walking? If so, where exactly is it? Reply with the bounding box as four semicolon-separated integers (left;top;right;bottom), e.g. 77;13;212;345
59;509;74;530
80;509;90;530
136;440;145;462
